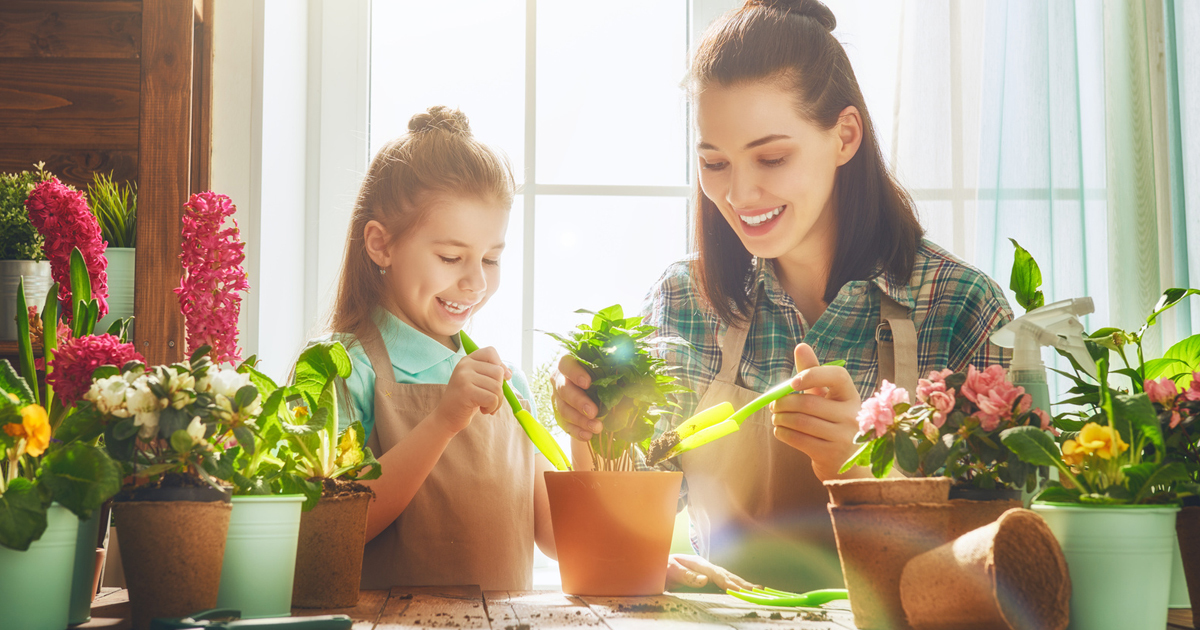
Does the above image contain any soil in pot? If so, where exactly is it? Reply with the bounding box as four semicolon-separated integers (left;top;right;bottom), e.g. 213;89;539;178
900;508;1070;630
826;478;952;630
946;485;1023;541
113;475;232;630
545;470;682;596
1176;504;1200;612
292;478;374;608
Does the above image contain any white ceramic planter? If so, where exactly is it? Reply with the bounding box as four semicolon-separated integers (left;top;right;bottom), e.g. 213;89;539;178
0;260;51;341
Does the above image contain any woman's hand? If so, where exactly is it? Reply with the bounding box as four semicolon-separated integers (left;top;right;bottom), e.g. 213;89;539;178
552;355;603;441
667;554;758;591
434;347;510;434
770;343;863;480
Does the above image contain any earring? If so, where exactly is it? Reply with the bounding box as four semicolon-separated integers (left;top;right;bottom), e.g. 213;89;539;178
379;266;387;275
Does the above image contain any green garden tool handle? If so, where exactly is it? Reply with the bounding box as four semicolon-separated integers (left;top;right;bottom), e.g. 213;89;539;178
726;587;849;608
151;610;352;629
459;331;573;471
726;359;846;427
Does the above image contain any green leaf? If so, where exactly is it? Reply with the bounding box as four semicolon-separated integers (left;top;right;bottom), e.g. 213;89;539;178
112;417;138;441
1034;485;1082;503
1146;288;1200;327
170;429;194;454
233;425;255;456
39;442;123;520
921;435;951;474
894;432;919;473
1113;393;1162;454
1144;357;1189;381
293;342;352;402
15;278;37;405
68;248;91;336
1008;238;1045;312
234;385;257;410
1160;334;1200;389
0;360;34;405
869;435;895;479
999;426;1062;467
839;440;873;474
0;478;49;551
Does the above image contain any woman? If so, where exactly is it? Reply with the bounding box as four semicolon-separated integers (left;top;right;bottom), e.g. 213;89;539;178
554;0;1013;591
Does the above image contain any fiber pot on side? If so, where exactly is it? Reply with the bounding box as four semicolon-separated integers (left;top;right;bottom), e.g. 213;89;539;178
292;479;373;608
900;508;1070;630
546;470;682;596
946;485;1023;540
113;483;232;630
825;477;952;630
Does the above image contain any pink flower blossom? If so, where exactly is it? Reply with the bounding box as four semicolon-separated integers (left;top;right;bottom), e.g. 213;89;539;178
1145;377;1180;407
48;334;144;405
1185;376;1200;402
1033;407;1056;433
856;380;910;439
974;381;1026;429
25;178;108;320
927;368;954;384
961;364;1009;404
928;389;956;427
174;192;249;365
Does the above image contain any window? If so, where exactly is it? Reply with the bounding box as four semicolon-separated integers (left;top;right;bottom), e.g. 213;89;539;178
370;0;691;376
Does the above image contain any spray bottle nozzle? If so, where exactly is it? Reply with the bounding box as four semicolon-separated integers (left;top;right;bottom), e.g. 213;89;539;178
990;297;1098;380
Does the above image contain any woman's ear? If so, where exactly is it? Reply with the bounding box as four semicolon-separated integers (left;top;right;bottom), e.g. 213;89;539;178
363;220;392;268
834;105;863;167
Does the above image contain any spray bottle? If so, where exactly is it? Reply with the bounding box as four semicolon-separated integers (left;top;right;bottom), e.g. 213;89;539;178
989;297;1098;414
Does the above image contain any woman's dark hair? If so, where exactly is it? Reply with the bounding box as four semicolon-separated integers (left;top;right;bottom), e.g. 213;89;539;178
689;0;924;324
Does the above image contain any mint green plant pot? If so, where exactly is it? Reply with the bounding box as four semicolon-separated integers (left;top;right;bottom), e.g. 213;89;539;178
1033;502;1179;630
68;508;109;625
0;503;80;630
217;495;304;618
96;247;134;334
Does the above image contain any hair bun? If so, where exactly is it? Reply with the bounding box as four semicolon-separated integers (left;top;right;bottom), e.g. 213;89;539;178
748;0;836;32
408;105;472;135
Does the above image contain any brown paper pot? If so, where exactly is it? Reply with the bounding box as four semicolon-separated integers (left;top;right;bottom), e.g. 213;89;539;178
826;477;952;507
946;498;1023;540
828;501;952;630
113;500;232;630
900;508;1069;630
292;492;371;608
545;470;682;596
1177;506;1200;611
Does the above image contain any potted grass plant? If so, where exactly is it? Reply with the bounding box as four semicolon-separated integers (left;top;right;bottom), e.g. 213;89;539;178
545;304;687;596
87;172;136;333
0;163;54;341
282;340;381;609
999;287;1200;630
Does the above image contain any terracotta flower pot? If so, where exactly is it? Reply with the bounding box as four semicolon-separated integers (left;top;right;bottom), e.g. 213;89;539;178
1176;506;1200;612
292;491;372;608
113;489;232;630
946;485;1023;540
545;470;682;596
900;508;1070;630
826;477;952;630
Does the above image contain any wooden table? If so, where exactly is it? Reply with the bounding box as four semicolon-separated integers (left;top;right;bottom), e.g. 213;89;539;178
82;586;1196;629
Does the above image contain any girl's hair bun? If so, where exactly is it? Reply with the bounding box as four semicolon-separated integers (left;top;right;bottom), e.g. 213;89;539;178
746;0;836;32
408;105;472;135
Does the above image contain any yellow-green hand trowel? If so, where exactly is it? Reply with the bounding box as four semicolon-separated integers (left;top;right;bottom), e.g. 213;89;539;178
458;330;572;471
646;360;845;466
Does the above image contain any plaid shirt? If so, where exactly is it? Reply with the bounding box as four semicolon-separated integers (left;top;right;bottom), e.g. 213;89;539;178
639;240;1014;520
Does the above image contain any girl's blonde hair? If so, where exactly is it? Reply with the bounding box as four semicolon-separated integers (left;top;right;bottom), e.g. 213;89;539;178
327;106;515;339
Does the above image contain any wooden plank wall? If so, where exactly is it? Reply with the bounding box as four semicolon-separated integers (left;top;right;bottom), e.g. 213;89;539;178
0;0;210;365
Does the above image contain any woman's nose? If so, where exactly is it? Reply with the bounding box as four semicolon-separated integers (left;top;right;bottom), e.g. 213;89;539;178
726;165;760;208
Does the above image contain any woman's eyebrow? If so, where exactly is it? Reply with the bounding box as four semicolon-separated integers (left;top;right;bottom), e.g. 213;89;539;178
697;134;792;152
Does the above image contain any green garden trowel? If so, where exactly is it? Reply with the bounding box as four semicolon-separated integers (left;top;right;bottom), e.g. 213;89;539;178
458;330;572;471
647;360;845;466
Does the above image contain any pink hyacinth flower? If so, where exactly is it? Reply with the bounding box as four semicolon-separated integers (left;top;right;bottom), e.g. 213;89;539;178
25;178;109;320
174;191;250;365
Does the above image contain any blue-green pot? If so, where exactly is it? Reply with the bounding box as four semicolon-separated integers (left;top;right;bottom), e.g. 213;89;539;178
0;503;80;630
216;495;304;618
96;247;134;334
68;508;109;624
1033;502;1179;630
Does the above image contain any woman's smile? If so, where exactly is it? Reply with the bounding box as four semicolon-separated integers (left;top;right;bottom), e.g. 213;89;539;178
736;204;787;236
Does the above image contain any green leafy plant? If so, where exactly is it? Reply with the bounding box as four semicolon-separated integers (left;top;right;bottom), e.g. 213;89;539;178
0;163;53;261
86;172;137;248
548;305;688;471
1009;238;1044;312
261;342;381;509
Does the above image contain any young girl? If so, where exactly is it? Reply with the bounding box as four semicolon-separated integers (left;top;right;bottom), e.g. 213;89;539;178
322;106;555;590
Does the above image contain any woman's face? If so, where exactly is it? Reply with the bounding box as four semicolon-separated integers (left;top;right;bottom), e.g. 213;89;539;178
695;81;859;261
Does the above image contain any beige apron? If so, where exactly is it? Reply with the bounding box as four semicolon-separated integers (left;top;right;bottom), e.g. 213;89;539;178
679;290;917;591
358;326;535;591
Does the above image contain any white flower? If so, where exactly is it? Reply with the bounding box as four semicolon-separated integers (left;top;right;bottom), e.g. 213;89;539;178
124;379;164;415
208;369;250;400
167;371;196;394
134;410;160;440
170;390;195;410
186;416;207;446
122;366;146;385
87;376;130;416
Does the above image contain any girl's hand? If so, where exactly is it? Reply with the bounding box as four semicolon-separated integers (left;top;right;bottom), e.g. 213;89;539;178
434;346;511;434
552;355;603;441
666;554;758;591
770;343;863;480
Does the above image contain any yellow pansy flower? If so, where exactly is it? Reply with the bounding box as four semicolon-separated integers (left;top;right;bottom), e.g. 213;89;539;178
1062;439;1086;468
1061;422;1128;468
19;404;50;457
336;428;363;468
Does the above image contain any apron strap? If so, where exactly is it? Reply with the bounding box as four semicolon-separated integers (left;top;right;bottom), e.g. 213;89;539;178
359;322;398;386
876;292;919;394
715;317;753;385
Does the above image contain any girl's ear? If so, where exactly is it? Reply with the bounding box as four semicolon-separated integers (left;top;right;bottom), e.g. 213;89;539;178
364;220;393;268
834;105;863;167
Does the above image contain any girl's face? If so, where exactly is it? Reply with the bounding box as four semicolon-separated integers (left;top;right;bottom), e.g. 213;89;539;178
367;195;509;346
695;81;860;261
